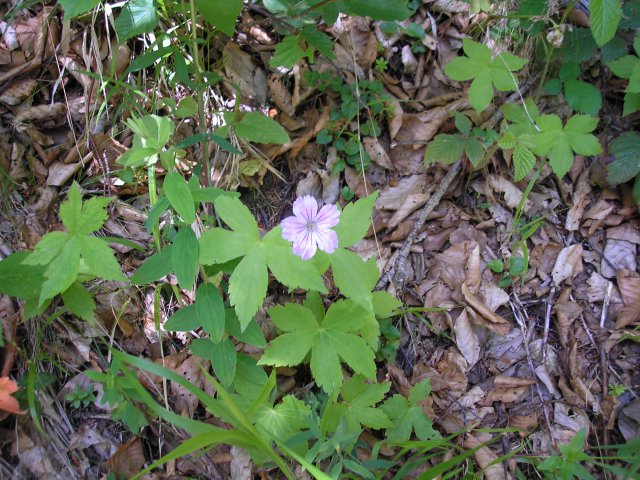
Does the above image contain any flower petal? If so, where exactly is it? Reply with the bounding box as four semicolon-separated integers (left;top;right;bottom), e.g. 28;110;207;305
292;195;318;222
314;228;338;254
315;204;340;229
281;215;307;242
292;230;317;260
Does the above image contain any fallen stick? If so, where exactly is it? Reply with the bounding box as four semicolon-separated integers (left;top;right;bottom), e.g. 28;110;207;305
376;160;462;293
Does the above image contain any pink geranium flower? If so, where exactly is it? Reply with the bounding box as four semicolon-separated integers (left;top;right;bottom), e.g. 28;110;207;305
281;196;340;260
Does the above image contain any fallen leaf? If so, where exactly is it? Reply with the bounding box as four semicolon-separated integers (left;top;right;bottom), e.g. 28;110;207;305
0;377;25;414
462;282;511;335
551;244;583;285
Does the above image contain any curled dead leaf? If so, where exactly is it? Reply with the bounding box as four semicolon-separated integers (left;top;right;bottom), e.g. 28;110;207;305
551;244;583;285
462;282;511;335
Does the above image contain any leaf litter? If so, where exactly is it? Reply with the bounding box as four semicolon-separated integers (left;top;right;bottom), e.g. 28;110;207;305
0;1;638;479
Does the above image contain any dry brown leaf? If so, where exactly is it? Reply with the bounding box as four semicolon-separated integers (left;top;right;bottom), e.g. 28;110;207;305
171;355;207;415
108;437;145;479
453;308;481;367
268;74;295;117
223;43;267;104
395;112;446;147
551;244;583;285
488;174;531;211
480;284;510;312
462;282;511;335
602;239;636;278
554;289;582;347
465;245;481;293
0;78;37;105
565;169;591;231
376;174;427;210
616;269;640;305
619;399;640;441
388;100;403;139
483;386;528;404
229;446;253;480
362;136;393;169
464;433;508;480
0;377;25;415
386;192;430;230
494;375;536;388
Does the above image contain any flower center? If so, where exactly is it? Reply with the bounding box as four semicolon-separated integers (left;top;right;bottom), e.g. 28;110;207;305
304;220;317;233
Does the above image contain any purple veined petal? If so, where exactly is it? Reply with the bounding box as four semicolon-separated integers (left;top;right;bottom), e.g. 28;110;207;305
281;215;307;241
292;195;319;222
292;230;317;260
315;203;340;229
314;228;338;254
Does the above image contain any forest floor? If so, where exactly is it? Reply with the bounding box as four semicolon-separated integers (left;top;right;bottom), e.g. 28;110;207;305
0;2;639;479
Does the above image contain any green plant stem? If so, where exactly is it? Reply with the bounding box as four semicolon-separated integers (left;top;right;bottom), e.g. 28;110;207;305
148;164;162;252
188;0;211;187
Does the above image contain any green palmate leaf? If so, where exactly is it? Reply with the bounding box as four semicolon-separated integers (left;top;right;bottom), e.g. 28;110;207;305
0;253;45;299
78;236;126;281
513;143;537;181
196;283;225;342
171;227;199;290
200;197;325;329
131;247;173;285
424;134;465;164
228;248;268;330
323;375;391;434
214;195;260;239
372;290;402;318
58;0;100;18
60;184;113;235
234;112;290;144
40;237;81;305
608;131;640;184
381;379;439;443
590;0;622;47
270;35;307;69
444;38;527;112
115;0;158;41
633;175;640;204
338;0;412;21
164;172;195;224
226;309;266;347
330;249;378;309
564;79;602;115
254;395;311;443
61;282;96;321
198;228;256;264
263;228;326;292
544;78;563;95
196;0;243;36
334;192;378;248
258;300;376;396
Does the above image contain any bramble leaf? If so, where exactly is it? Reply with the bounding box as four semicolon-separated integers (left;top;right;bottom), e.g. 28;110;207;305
424;134;465;165
196;0;243;36
444;38;527;112
590;0;622;47
608;131;640;184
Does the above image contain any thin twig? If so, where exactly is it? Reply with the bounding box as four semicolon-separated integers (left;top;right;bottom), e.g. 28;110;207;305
599;281;613;447
377;161;462;293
